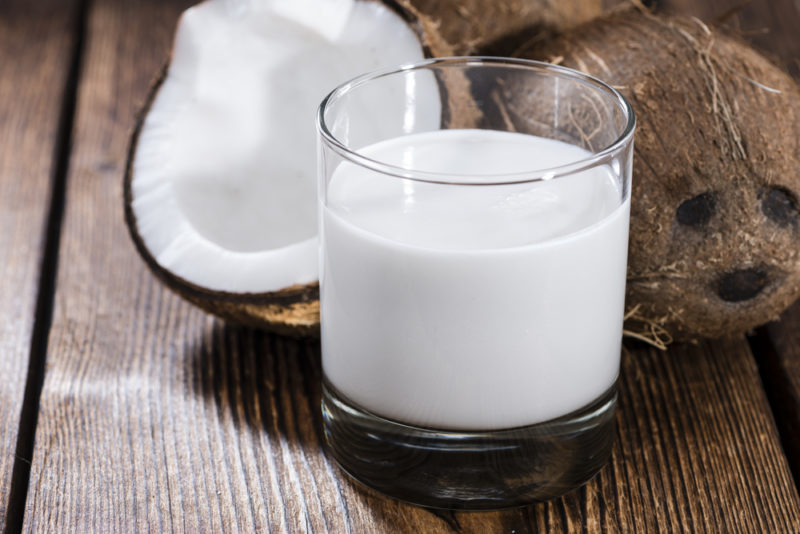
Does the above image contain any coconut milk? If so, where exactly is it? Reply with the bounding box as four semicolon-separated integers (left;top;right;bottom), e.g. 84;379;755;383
321;129;630;430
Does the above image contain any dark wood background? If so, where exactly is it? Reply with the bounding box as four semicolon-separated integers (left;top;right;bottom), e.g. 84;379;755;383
0;0;799;531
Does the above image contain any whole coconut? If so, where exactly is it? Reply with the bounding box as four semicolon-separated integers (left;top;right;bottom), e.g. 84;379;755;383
516;8;800;341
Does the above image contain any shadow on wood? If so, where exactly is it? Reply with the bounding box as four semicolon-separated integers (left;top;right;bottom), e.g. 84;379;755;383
185;324;326;451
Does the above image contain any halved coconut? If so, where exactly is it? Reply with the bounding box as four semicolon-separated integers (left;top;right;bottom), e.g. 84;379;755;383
125;0;601;336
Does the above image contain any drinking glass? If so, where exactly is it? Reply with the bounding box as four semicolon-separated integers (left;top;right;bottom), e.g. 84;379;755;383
316;57;635;509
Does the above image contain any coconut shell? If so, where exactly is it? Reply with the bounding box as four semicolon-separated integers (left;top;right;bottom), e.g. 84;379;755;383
515;7;800;341
123;65;322;337
123;0;480;337
401;0;603;55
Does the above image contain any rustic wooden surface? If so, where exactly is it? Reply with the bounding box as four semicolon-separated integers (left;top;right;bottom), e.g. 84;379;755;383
0;0;80;529
0;0;799;532
760;301;800;489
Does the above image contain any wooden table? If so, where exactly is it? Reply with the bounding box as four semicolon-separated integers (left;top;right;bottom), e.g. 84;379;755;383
1;0;799;531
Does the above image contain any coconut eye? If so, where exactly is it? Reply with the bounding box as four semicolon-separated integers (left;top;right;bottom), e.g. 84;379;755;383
717;267;768;302
760;187;798;227
676;192;715;226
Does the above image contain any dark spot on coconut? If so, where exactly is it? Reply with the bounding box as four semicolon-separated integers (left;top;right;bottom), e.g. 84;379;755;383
717;268;768;302
676;192;715;226
760;187;798;227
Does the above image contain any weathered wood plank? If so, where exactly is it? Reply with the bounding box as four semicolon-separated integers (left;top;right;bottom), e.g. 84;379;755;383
21;0;800;532
0;0;79;527
609;340;799;533
314;337;800;532
760;302;800;480
28;323;800;531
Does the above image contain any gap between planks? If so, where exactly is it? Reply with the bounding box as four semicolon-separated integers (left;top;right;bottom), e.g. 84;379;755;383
2;2;89;533
748;327;800;488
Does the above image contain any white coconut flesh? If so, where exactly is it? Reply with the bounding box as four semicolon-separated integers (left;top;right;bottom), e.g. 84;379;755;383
130;0;429;293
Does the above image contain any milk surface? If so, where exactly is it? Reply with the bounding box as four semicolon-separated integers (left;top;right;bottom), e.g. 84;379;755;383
321;129;630;430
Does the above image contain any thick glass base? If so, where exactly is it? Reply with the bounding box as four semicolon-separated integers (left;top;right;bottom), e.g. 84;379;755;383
322;380;617;510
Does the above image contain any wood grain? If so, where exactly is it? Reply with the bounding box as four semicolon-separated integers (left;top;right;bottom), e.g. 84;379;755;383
760;302;800;482
0;0;79;527
16;0;800;532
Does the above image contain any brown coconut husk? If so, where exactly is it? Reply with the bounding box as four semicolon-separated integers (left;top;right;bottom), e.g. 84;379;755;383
515;6;800;342
403;0;604;55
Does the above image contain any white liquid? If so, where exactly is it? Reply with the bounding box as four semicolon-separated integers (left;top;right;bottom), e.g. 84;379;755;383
321;130;630;430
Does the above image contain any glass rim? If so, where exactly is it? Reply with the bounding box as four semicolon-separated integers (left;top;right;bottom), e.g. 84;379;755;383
317;56;635;186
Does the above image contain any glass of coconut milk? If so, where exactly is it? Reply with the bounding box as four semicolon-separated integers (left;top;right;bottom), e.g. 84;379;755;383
316;57;635;509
